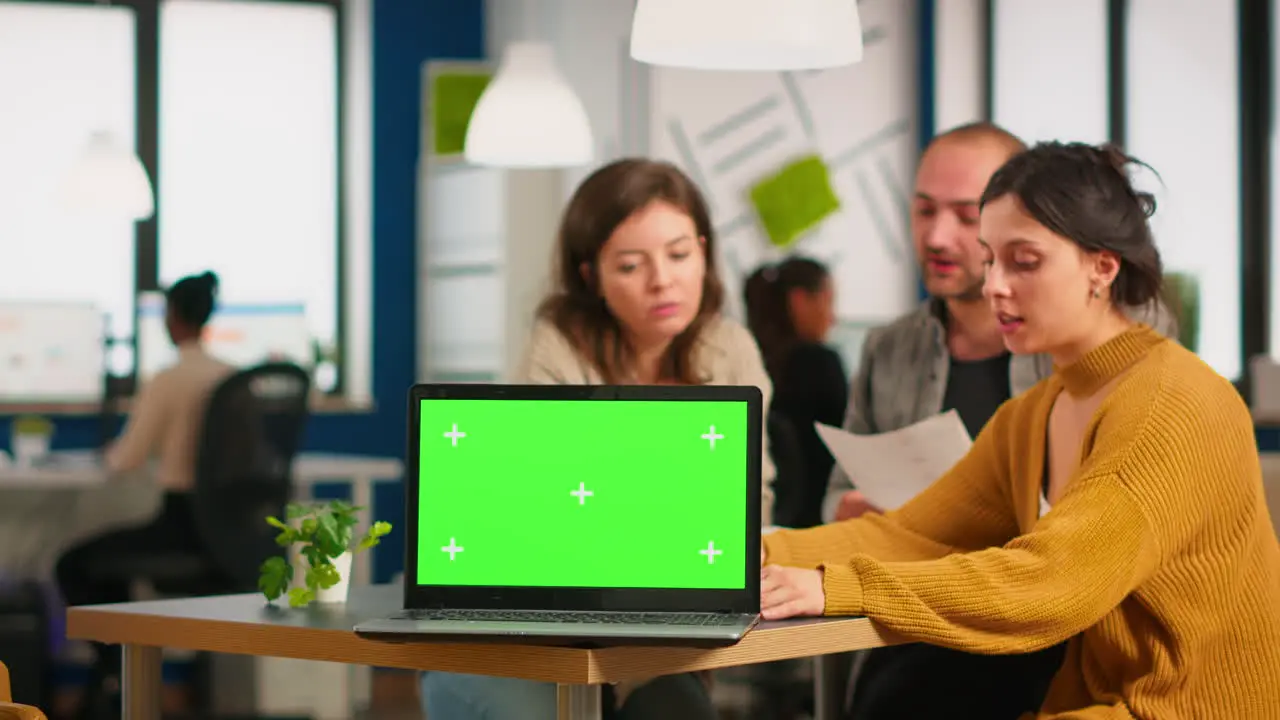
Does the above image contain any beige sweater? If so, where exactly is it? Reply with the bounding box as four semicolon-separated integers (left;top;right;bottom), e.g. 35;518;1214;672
514;316;777;526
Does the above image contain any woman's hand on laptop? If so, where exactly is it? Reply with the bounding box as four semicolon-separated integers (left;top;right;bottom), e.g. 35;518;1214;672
759;565;825;620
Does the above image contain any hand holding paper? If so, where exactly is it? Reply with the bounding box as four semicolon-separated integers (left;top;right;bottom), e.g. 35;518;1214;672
816;409;973;512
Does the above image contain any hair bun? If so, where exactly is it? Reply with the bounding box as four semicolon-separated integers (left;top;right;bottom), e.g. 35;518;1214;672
1095;143;1132;174
1093;144;1159;218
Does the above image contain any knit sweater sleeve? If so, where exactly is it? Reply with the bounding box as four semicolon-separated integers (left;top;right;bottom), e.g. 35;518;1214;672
815;376;1206;655
764;401;1023;566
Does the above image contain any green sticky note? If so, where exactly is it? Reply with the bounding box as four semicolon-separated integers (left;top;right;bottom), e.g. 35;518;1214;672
432;72;492;157
749;154;841;248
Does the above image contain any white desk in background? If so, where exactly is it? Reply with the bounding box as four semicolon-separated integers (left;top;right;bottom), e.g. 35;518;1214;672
0;450;404;586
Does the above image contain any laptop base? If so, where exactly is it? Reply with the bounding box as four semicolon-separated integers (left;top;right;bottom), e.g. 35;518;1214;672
353;613;760;649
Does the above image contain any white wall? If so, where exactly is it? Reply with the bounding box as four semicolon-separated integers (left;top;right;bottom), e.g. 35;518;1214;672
648;0;921;329
449;0;924;373
1127;0;1240;380
933;0;986;131
991;0;1109;145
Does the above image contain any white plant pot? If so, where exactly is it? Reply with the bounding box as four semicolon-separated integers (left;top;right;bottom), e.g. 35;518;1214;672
313;551;352;604
12;433;50;467
282;548;353;605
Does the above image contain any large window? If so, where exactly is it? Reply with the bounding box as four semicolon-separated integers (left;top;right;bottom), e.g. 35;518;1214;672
0;3;137;346
0;0;357;401
1127;0;1241;379
158;0;340;386
991;0;1109;145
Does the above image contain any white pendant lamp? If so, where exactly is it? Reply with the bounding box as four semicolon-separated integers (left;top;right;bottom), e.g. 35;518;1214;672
630;0;863;71
464;41;594;168
61;130;155;221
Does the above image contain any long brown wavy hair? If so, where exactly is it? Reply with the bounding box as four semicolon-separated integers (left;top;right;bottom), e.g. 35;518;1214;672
536;158;725;384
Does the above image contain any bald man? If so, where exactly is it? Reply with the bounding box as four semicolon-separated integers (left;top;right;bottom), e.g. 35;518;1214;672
821;122;1174;718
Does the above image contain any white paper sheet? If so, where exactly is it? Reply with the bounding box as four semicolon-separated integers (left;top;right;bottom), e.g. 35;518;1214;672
815;410;974;511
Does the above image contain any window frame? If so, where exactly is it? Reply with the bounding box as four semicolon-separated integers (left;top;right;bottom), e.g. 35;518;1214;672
2;0;348;402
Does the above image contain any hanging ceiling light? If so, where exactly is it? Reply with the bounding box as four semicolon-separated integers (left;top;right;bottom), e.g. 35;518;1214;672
630;0;864;71
60;130;155;221
464;41;594;169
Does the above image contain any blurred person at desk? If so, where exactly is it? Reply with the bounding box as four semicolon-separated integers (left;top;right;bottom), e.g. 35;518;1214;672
760;142;1280;718
419;158;774;720
55;272;233;711
743;256;847;530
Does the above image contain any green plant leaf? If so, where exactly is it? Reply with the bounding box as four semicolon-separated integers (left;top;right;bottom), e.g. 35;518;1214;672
287;586;315;608
274;528;296;548
265;515;289;531
328;499;358;515
285;503;310;520
299;517;318;540
301;544;328;568
257;556;292;601
314;513;347;557
356;521;393;553
306;561;342;590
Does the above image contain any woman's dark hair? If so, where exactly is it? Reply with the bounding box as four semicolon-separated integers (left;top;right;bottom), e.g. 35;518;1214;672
743;256;830;381
980;141;1163;307
165;271;220;328
537;158;725;384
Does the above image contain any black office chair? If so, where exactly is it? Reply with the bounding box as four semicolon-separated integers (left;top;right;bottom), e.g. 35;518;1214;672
81;362;312;719
183;362;311;592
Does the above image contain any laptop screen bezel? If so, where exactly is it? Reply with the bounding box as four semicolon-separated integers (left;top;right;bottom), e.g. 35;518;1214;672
402;383;763;614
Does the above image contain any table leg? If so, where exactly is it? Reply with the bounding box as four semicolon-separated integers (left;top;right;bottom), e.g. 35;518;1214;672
121;645;162;720
351;475;373;587
813;655;841;720
349;477;375;714
555;683;602;720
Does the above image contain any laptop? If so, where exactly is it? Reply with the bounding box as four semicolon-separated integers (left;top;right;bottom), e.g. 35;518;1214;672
354;383;763;648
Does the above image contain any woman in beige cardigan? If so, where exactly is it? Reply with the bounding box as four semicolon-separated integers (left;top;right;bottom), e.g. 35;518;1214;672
420;158;775;720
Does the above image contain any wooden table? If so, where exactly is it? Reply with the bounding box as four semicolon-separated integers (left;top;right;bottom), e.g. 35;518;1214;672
67;584;900;720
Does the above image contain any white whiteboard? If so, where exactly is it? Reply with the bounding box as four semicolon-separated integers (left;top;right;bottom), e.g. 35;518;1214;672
0;300;105;402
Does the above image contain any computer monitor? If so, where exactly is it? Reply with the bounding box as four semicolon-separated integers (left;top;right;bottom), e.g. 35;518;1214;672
136;291;314;381
0;300;105;403
403;383;763;613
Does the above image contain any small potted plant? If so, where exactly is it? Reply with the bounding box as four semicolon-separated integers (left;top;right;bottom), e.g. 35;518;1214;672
257;500;392;608
11;415;54;467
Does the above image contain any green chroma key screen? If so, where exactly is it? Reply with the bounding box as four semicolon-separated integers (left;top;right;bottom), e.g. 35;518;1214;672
416;398;749;590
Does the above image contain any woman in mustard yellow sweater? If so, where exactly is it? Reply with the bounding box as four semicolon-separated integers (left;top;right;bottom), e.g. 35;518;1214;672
761;142;1280;718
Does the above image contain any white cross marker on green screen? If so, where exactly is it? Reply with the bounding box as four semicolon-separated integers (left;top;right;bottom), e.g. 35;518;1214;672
701;425;724;450
700;541;722;564
571;482;594;505
444;424;466;446
441;537;464;560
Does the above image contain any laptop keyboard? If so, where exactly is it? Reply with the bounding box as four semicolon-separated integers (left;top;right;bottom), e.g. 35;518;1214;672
396;609;744;626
